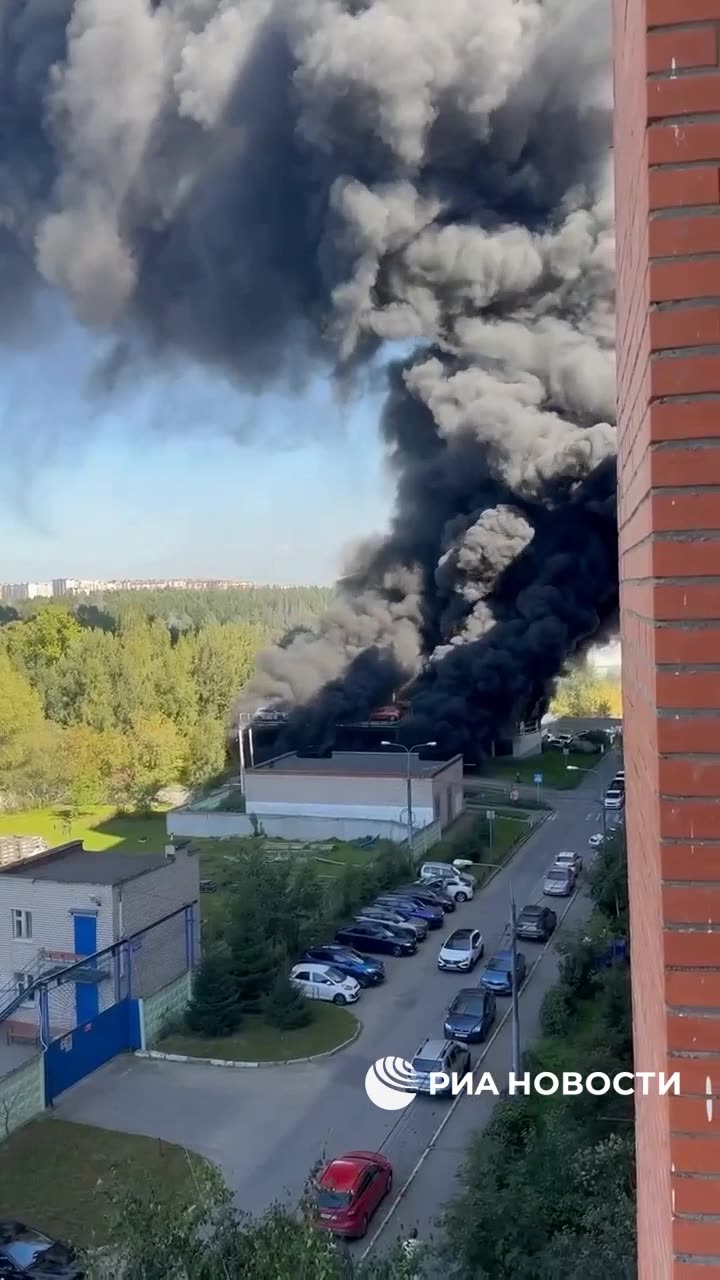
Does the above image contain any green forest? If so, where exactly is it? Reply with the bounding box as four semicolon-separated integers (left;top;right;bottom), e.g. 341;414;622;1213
0;587;332;812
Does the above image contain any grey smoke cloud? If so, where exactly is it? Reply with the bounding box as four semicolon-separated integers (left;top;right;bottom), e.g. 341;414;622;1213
0;0;616;743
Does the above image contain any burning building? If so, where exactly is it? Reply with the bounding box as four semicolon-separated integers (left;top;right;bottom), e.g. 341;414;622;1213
1;1;616;759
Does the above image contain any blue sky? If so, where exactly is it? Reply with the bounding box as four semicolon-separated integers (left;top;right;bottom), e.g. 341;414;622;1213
0;310;394;586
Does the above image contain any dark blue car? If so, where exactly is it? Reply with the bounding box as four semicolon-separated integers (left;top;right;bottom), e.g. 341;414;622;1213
375;894;443;929
480;949;527;995
444;988;496;1043
302;945;385;987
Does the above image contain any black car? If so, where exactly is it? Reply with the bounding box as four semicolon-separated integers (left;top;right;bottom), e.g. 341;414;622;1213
444;989;496;1043
335;921;417;957
401;883;456;912
375;894;444;928
301;945;385;987
515;905;557;942
0;1222;83;1278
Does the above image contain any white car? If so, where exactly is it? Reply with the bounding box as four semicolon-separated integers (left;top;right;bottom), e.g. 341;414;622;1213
437;927;484;972
604;788;624;810
289;963;360;1005
417;874;474;903
588;832;605;848
554;851;582;876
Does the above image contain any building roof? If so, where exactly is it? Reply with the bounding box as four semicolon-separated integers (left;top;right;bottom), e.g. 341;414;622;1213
0;841;172;886
251;751;460;778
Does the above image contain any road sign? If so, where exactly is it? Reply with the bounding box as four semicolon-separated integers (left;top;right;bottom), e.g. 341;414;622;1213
486;809;495;820
533;773;543;785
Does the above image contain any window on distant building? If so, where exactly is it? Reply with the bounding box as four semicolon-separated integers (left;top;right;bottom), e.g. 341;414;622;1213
14;972;35;1004
11;909;32;940
434;795;441;820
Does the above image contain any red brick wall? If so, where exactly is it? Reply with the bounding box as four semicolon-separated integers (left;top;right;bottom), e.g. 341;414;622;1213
614;0;720;1274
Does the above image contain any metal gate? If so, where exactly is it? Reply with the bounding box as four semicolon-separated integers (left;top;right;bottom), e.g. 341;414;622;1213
44;998;141;1104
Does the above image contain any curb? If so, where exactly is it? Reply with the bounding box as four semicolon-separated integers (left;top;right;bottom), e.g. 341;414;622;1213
135;1017;362;1070
473;807;551;890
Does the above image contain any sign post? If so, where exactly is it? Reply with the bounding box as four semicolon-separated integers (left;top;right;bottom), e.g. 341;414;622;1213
533;772;543;805
486;809;495;858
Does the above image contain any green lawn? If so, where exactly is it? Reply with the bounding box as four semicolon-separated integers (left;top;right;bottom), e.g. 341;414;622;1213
0;805;168;851
158;1004;357;1062
484;749;600;789
0;1117;208;1250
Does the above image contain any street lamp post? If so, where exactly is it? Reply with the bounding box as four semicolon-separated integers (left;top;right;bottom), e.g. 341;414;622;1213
565;764;607;841
473;863;521;1078
380;740;437;859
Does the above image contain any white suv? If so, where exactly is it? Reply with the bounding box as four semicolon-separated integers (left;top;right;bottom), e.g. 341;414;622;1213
418;874;475;903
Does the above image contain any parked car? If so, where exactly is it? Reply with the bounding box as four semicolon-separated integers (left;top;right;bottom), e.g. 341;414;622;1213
515;904;557;942
420;862;477;890
0;1221;83;1279
554;850;582;877
410;1038;471;1095
355;915;420;947
375;894;443;929
437;927;484;972
543;865;574;896
358;904;428;940
588;832;606;848
369;705;402;722
289;963;361;1005
399;883;456;912
335;921;417;957
481;949;527;995
301;946;385;987
444;988;496;1043
615;769;625;783
604;788;624;810
314;1151;393;1238
416;874;473;904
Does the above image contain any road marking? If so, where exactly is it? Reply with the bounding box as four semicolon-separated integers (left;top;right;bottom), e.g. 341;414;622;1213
548;812;558;822
359;885;583;1261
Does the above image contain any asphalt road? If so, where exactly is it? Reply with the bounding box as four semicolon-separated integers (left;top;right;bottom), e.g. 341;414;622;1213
56;751;622;1245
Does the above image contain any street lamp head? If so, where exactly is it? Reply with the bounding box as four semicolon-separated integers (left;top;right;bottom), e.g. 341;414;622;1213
426;740;437;748
380;740;392;747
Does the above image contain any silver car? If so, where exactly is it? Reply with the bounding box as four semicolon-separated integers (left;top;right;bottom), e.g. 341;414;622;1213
543;866;574;897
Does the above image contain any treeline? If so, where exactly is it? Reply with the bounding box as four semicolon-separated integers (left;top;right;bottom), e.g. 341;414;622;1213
0;588;329;811
440;831;634;1278
550;664;623;719
2;585;334;631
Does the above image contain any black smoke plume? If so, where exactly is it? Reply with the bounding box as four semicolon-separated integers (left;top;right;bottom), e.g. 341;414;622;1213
0;1;616;756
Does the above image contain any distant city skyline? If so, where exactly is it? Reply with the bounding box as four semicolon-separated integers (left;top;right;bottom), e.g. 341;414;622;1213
0;576;309;602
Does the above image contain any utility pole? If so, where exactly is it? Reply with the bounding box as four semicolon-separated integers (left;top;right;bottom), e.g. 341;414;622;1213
406;755;414;859
380;739;437;863
486;809;495;859
238;722;246;796
509;881;520;1078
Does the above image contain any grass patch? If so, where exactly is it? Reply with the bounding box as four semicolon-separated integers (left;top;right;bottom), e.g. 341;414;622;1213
0;806;168;852
426;811;532;885
158;1004;357;1063
483;749;600;789
0;1117;208;1251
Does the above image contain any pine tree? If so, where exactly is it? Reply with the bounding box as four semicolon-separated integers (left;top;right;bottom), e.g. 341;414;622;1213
228;913;279;1012
263;970;313;1031
186;950;241;1038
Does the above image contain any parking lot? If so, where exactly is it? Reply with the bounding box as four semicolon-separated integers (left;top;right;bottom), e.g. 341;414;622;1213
55;753;620;1242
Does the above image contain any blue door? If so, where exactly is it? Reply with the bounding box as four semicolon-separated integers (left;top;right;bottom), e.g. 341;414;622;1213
73;914;99;1024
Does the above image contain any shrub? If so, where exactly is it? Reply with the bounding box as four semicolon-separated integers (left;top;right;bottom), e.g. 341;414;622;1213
186;951;241;1037
263;971;313;1030
539;984;575;1038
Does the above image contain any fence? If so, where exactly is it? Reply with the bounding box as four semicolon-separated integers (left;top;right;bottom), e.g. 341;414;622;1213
0;902;198;1116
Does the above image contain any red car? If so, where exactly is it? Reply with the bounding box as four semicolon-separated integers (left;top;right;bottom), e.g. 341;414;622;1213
314;1150;393;1238
369;706;402;722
